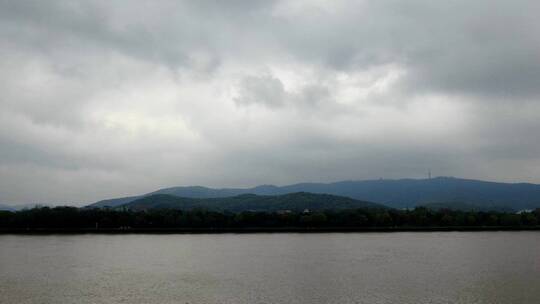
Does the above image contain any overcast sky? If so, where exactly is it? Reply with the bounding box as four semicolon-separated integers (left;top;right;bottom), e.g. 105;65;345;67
1;0;540;205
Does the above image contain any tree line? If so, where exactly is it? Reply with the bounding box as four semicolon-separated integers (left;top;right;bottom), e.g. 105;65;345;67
0;206;539;229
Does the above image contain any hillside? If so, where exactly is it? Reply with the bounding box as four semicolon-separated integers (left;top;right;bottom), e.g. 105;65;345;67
88;177;540;211
121;192;385;212
89;196;142;208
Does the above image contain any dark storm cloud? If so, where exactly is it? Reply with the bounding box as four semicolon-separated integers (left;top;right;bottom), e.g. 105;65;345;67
1;0;539;205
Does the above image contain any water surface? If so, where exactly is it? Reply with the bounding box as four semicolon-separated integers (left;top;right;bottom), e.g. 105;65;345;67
1;232;539;304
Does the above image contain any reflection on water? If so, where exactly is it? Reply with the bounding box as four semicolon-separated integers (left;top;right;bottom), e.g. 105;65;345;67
1;232;539;304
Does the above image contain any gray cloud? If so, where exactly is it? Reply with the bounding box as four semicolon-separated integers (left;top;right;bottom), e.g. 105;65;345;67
1;0;540;205
234;75;286;108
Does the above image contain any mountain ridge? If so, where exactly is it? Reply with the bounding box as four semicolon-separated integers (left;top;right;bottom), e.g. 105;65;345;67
88;177;540;210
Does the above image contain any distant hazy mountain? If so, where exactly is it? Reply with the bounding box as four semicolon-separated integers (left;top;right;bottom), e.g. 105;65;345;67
88;177;540;211
0;203;51;211
122;192;384;212
0;204;15;211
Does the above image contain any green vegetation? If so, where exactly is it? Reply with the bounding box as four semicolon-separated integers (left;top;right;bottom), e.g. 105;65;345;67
1;206;539;231
120;192;384;212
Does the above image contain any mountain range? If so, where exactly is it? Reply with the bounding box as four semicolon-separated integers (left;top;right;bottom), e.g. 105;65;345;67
88;177;540;211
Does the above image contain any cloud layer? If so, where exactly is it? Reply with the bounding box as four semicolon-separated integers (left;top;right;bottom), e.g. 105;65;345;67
1;0;540;205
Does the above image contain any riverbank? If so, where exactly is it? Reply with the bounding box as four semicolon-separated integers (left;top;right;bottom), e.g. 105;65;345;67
2;226;540;234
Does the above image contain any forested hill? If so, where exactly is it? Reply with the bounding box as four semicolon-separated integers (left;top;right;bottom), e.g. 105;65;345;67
89;177;540;211
120;192;385;212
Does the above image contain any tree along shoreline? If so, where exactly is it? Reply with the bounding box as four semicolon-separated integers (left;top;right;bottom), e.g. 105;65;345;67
1;206;539;234
1;226;540;234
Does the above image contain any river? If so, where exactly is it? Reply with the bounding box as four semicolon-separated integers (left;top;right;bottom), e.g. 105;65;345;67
1;232;539;303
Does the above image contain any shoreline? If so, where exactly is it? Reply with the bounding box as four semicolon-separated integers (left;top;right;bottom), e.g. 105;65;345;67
1;226;539;234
